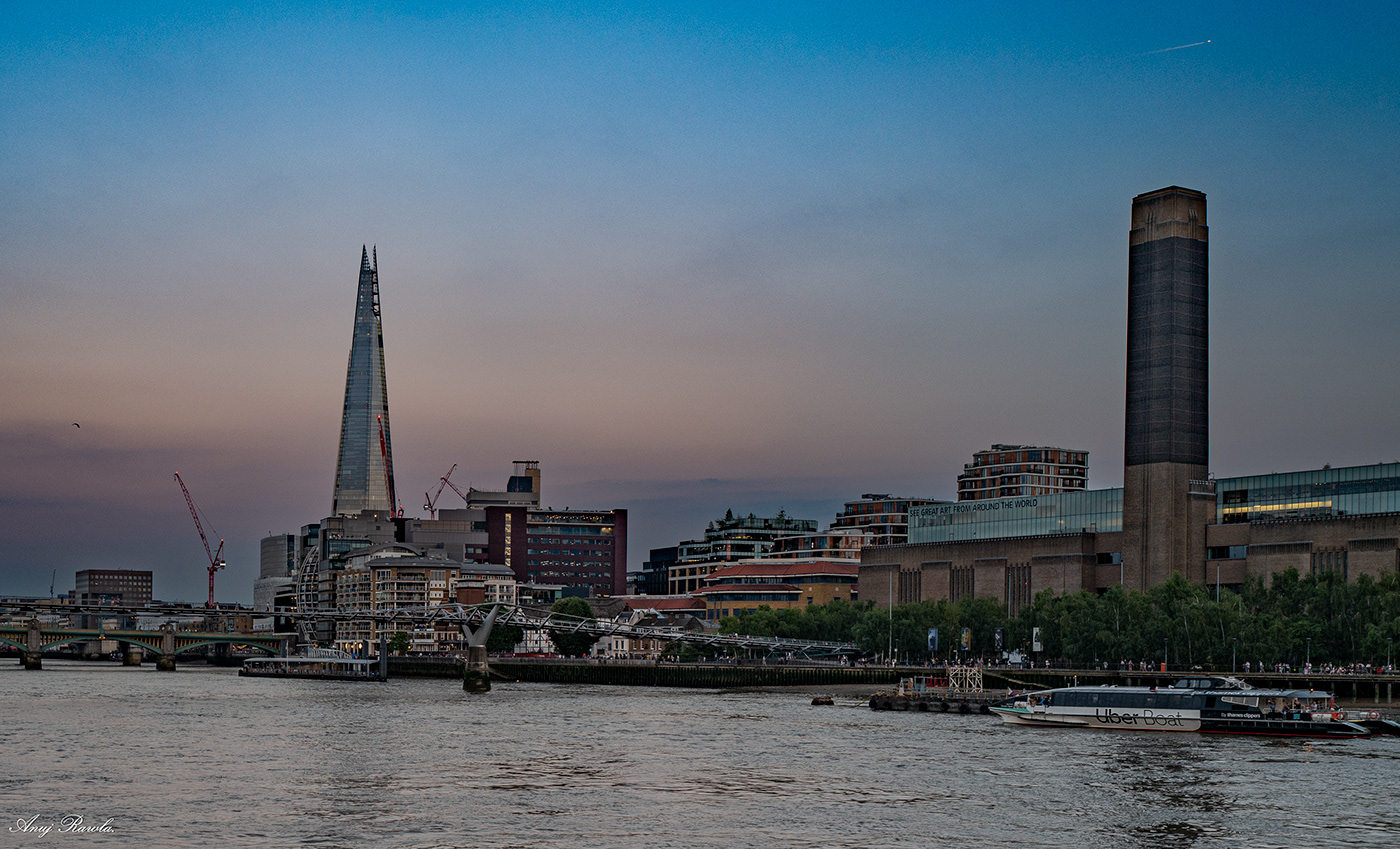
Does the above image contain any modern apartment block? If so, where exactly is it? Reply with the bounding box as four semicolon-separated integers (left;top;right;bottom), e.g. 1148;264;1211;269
825;494;945;545
666;512;818;594
956;445;1088;501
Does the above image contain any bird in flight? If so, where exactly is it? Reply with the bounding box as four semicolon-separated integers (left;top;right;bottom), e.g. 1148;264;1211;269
72;422;80;428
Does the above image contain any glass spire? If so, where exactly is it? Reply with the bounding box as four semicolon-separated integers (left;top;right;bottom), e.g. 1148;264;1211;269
332;246;397;516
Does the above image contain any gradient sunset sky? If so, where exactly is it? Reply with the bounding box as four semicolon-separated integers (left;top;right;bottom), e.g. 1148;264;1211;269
4;2;1398;602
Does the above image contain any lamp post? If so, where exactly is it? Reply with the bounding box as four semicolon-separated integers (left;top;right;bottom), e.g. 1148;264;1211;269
887;571;893;664
1232;638;1237;674
1306;637;1312;669
1163;638;1168;672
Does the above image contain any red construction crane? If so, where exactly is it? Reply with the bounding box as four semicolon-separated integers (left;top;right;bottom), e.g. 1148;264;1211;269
174;472;225;608
423;462;458;519
442;476;472;506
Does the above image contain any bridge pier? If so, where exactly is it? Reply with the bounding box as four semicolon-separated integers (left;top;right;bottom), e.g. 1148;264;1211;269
24;619;42;670
123;644;143;666
157;624;176;672
460;606;498;693
462;646;490;693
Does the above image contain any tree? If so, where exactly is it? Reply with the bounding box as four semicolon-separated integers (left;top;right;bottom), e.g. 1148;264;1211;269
387;631;410;655
548;596;598;657
485;623;524;654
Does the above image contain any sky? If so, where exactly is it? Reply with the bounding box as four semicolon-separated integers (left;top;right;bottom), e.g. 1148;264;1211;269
3;2;1399;603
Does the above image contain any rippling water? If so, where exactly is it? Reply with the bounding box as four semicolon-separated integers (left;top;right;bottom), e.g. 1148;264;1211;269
2;660;1398;848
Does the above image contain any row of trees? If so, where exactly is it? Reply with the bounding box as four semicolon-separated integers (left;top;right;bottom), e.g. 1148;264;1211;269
720;569;1400;669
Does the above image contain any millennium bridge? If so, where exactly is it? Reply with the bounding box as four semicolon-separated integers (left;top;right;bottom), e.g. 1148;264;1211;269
0;600;857;672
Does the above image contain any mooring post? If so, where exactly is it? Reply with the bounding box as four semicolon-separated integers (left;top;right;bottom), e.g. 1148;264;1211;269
379;633;389;680
156;623;177;671
23;618;42;670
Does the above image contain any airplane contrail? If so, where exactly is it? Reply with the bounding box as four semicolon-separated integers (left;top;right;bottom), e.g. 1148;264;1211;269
1140;40;1211;56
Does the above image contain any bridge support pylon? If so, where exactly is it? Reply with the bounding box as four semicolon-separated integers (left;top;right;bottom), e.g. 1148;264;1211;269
23;619;42;670
123;644;143;666
461;605;499;693
157;624;176;672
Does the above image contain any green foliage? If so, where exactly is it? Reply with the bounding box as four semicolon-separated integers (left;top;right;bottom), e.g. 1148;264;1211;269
548;596;598;657
485;623;524;654
720;569;1400;669
387;631;410;655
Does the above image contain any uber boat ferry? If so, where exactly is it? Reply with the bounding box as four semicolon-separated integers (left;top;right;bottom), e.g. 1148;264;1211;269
991;676;1370;738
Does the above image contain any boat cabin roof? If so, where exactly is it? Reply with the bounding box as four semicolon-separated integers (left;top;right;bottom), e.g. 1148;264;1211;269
1032;683;1333;700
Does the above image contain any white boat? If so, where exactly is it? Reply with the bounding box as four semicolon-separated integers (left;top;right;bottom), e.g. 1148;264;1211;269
239;647;386;681
991;675;1370;738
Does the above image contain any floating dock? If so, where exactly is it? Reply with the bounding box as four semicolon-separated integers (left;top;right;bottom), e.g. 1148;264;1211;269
869;668;1009;714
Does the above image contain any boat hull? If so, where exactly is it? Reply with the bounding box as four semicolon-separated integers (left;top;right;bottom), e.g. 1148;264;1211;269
992;706;1370;738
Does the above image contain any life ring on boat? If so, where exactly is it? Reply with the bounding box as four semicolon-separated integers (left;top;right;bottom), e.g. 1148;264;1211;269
1332;711;1346;721
1365;710;1381;720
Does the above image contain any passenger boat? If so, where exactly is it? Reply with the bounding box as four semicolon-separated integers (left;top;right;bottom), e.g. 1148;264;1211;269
991;675;1371;738
239;647;386;681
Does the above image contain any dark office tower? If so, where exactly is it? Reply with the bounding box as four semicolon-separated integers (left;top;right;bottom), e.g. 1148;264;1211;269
332;246;398;516
1121;187;1214;591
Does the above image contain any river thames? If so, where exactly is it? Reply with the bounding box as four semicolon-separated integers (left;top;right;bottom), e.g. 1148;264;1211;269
2;661;1398;848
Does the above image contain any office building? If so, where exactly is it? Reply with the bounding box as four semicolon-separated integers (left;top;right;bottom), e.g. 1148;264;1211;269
74;569;153;605
486;505;627;597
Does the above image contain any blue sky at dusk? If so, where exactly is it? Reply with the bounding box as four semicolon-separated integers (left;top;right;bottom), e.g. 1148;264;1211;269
3;2;1398;601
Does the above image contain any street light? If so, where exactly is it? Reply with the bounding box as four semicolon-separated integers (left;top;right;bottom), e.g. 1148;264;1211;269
1232;638;1237;674
1306;637;1312;669
1163;637;1168;672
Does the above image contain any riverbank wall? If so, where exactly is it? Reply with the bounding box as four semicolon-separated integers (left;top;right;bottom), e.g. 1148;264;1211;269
387;657;900;688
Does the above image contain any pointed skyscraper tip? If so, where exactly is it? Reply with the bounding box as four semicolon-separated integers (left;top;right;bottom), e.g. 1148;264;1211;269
334;245;395;516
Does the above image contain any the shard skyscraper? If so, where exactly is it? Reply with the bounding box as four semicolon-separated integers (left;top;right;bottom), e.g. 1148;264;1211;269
332;246;397;516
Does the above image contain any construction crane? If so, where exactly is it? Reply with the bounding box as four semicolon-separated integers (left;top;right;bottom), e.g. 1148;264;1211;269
423;462;459;519
174;472;226;608
442;475;471;506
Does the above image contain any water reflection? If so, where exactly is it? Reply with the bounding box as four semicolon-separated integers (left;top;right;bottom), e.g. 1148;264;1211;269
1;664;1398;848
